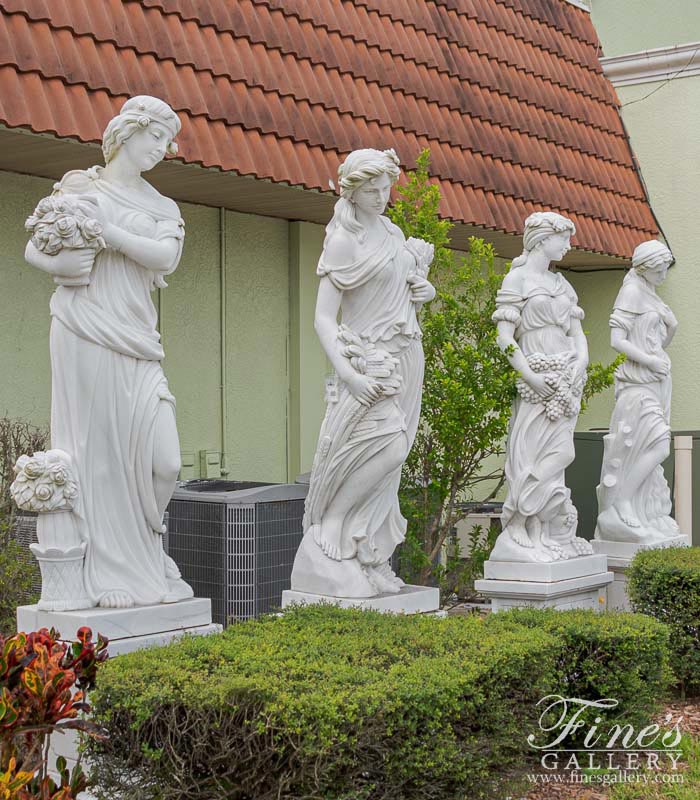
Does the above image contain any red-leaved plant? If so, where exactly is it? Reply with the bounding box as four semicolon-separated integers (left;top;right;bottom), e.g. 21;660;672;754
0;627;108;799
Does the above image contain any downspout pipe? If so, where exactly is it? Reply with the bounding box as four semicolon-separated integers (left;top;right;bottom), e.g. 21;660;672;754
220;207;229;476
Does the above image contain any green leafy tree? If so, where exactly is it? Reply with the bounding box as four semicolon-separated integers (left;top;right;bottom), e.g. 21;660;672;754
389;151;620;587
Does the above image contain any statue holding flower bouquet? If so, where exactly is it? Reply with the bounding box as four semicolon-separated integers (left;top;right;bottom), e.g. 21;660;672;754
15;96;193;611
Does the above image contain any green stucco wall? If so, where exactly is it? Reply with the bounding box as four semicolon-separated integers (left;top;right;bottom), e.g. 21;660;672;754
591;0;700;57
0;172;54;426
160;203;222;471
222;211;290;481
288;221;330;479
0;169;329;484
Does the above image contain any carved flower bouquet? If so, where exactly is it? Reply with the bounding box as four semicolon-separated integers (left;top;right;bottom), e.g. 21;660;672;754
405;236;434;279
10;449;79;513
517;352;584;421
25;194;105;256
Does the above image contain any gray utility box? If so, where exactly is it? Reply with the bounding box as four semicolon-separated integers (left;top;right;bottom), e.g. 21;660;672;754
167;480;308;626
567;430;700;545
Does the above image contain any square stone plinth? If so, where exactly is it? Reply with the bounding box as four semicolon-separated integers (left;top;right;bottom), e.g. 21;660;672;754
17;597;220;655
484;554;608;582
592;535;689;568
281;584;440;615
475;557;613;613
592;535;689;610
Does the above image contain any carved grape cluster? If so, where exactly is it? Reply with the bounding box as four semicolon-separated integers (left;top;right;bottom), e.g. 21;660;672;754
516;352;583;421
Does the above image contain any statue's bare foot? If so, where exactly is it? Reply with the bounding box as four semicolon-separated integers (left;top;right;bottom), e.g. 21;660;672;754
318;517;344;561
508;525;534;548
368;561;404;593
99;590;134;609
617;501;641;528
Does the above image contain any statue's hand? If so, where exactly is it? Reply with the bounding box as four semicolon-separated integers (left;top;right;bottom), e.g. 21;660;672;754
648;355;670;376
50;247;96;285
407;275;436;304
524;372;556;400
346;373;382;406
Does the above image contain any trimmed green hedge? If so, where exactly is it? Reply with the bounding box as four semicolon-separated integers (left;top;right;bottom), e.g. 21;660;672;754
487;608;673;735
628;546;700;696
90;606;556;800
89;606;673;800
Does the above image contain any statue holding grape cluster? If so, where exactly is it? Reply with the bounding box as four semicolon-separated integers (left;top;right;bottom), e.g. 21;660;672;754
490;211;593;563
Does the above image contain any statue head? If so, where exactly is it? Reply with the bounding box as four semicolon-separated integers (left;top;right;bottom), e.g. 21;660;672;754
631;240;673;286
102;96;181;168
511;211;576;269
327;148;401;241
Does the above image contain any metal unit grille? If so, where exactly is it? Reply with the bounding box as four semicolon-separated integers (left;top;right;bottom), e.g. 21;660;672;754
226;503;256;621
11;513;42;598
166;481;308;627
167;499;228;626
255;500;307;616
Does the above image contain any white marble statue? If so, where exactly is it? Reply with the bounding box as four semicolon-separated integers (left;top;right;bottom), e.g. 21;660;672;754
19;95;193;610
491;211;593;563
290;148;435;597
595;240;680;544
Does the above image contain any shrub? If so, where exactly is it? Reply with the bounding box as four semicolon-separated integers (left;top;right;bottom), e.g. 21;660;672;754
0;417;47;633
89;605;559;800
628;546;700;697
487;608;673;738
0;626;109;799
0;540;38;637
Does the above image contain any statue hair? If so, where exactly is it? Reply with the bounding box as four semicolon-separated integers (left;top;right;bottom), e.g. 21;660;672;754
510;211;576;270
325;148;401;243
631;240;673;275
102;96;181;164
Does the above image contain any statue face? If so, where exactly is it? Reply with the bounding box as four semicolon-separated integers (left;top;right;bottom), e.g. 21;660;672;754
121;121;172;172
352;172;392;217
644;262;670;286
541;231;571;262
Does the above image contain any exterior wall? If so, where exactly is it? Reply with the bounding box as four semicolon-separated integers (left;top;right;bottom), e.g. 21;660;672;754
0;171;54;425
0;169;328;484
591;1;700;58
578;2;700;433
160;203;222;475
222;210;291;482
288;221;330;479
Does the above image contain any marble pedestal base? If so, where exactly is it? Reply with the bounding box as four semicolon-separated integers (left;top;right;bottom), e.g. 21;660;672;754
17;597;221;656
281;584;440;615
474;555;613;612
592;535;689;611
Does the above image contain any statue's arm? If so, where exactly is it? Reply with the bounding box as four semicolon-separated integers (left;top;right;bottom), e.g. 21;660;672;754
496;319;534;379
314;276;381;406
314;277;355;382
104;224;181;274
611;326;665;371
24;241;94;285
568;317;589;375
663;309;678;347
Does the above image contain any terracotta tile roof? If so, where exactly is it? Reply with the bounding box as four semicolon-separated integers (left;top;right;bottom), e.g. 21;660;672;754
0;0;658;260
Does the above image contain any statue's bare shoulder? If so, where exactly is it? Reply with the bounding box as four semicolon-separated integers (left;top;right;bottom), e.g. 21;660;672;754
323;227;358;268
500;268;525;294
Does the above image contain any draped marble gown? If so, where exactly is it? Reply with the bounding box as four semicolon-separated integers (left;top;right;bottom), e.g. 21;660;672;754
293;216;425;595
490;274;589;562
48;167;193;606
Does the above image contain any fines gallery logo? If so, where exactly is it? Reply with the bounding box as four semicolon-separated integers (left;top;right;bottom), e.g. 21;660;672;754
527;695;684;773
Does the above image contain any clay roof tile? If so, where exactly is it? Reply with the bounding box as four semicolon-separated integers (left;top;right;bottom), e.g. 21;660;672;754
0;0;658;259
